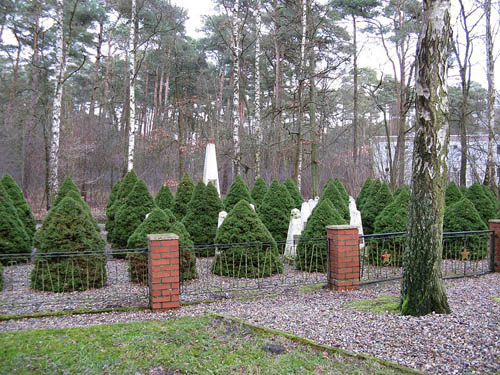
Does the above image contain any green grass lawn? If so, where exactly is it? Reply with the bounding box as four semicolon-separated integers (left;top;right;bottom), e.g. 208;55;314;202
0;315;413;375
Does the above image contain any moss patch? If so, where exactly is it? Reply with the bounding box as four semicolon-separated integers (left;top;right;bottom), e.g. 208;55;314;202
349;295;400;314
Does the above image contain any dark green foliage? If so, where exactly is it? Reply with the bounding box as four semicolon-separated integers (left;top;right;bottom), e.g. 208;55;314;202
31;197;106;292
173;174;195;221
465;183;496;225
362;183;393;235
443;198;488;259
296;199;346;272
106;171;138;243
155;185;174;211
126;208;197;284
162;207;177;226
370;189;410;266
0;184;31;263
478;184;499;213
182;182;223;254
333;178;349;204
393;185;410;198
168;221;197;281
356;178;373;210
1;174;36;240
445;182;464;206
64;190;101;234
283;178;304;209
361;179;382;212
259;180;295;243
105;180;121;232
317;179;349;221
53;177;80;207
459;185;468;195
251;177;268;208
113;179;155;250
212;200;283;278
223;175;253;212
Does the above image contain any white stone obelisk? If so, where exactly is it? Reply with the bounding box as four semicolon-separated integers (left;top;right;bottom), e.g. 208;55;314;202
203;138;220;195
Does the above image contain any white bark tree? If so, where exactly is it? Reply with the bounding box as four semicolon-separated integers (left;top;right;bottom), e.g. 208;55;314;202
232;0;241;176
254;0;262;178
48;0;67;206
127;0;137;172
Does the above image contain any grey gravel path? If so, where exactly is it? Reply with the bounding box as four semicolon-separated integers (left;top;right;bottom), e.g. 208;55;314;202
1;273;499;375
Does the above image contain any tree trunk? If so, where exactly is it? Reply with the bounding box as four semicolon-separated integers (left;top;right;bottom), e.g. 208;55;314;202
232;0;241;177
254;0;262;179
48;0;67;207
309;0;318;197
127;0;137;172
401;0;451;317
89;21;103;129
352;15;359;166
272;0;282;180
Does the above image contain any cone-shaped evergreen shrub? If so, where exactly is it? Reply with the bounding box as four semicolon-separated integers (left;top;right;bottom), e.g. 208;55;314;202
370;189;410;266
251;177;268;208
182;182;223;255
105;180;121;231
333;178;349;204
169;221;197;281
64;190;101;233
361;179;382;213
356;178;373;210
443;198;488;259
53;177;80;207
155;185;174;211
0;184;31;263
283;178;304;209
445;182;464;206
393;185;410;198
162;207;177;226
296;199;346;272
173;174;194;221
465;183;496;225
478;184;499;212
212;200;283;278
317;179;349;221
1;174;36;240
126;208;197;283
259;180;295;244
459;185;468;195
113;179;155;250
106;171;138;243
362;183;393;235
224;175;253;212
31;197;106;292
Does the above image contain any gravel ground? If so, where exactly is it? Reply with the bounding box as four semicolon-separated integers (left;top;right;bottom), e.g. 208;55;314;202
1;273;499;374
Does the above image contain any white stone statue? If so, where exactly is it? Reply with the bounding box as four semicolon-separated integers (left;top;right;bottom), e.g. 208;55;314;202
349;196;364;249
203;138;220;196
300;202;311;227
284;208;304;258
217;211;227;228
307;198;315;212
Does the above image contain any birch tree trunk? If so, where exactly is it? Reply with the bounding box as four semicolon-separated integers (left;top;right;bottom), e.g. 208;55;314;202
48;0;67;206
401;0;451;316
232;0;241;177
484;0;497;192
127;0;137;172
254;1;262;179
352;15;359;166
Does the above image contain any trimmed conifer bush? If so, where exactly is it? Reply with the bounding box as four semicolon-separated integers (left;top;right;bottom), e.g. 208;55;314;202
465;183;496;225
443;198;488;259
362;182;393;235
370;188;410;266
53;177;80;207
1;174;36;241
317;179;349;221
168;221;197;281
283;178;304;209
31;197;106;292
295;199;346;272
251;177;268;208
333;178;349;204
445;182;464;206
212;200;283;278
155;185;174;211
182;182;223;255
0;184;31;263
478;184;499;212
173;174;194;221
356;178;373;210
113;179;155;250
223;175;253;212
361;179;382;213
393;185;410;198
105;180;121;231
64;190;101;233
106;171;138;244
259;180;295;244
126;208;197;284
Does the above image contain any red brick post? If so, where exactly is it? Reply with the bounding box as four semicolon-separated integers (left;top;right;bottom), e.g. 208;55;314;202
326;225;360;291
147;234;180;311
489;220;500;272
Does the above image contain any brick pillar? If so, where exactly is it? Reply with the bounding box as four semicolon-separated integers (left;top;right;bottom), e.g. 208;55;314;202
326;225;360;291
148;234;180;311
489;220;500;272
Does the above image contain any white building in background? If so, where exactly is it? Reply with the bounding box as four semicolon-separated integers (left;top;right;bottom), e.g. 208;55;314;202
372;134;500;186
